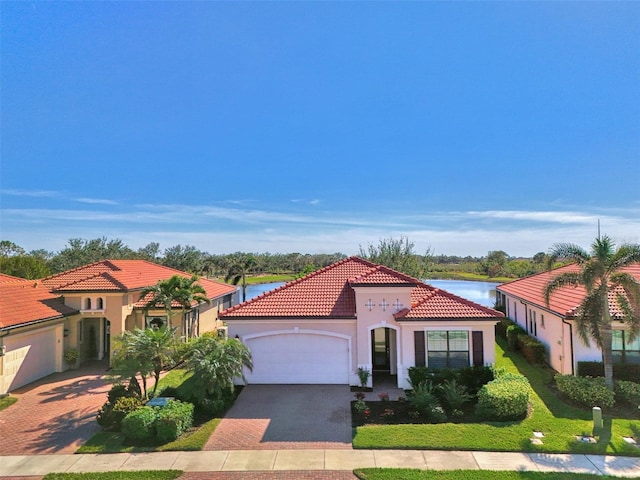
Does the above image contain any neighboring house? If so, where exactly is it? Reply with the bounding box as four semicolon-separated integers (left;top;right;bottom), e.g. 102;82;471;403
0;260;237;395
0;275;78;395
496;263;640;375
221;256;503;389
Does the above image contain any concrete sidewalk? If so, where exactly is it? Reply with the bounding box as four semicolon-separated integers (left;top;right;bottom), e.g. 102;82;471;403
1;450;639;478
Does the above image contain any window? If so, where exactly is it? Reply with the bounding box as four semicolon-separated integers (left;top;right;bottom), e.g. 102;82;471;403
97;297;104;309
146;316;167;330
427;331;469;369
540;314;545;329
85;298;92;310
613;330;640;364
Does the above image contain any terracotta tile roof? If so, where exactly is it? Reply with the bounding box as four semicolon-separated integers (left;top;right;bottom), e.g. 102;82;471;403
42;260;236;300
395;284;504;320
0;273;26;283
497;263;640;319
0;280;78;329
221;257;503;320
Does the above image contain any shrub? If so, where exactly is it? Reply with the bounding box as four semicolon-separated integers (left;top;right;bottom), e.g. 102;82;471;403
407;366;431;390
506;324;525;351
476;373;530;420
121;406;157;442
495;317;512;340
457;365;494;396
408;381;447;422
155;400;194;443
97;383;141;430
110;396;143;430
517;334;547;365
615;380;640;406
554;374;615;408
437;379;472;413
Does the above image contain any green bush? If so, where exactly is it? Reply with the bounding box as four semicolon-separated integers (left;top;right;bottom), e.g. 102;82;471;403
97;383;141;430
457;365;494;396
615;380;640;406
517;334;547;366
408;381;447;422
437;379;472;413
155;400;194;443
506;324;525;351
554;374;615;408
407;366;431;389
577;361;640;382
121;406;157;442
476;373;530;420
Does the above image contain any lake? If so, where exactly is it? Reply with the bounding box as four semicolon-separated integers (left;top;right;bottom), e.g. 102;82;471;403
242;278;499;308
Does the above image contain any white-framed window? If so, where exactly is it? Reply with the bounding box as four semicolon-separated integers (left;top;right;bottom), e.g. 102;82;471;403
426;330;469;369
613;330;640;364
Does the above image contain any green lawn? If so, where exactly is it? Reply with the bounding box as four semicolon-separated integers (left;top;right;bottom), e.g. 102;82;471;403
354;469;619;480
353;338;640;455
44;472;181;480
0;395;18;411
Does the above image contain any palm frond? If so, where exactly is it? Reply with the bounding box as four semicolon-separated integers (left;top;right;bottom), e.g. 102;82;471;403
543;272;582;306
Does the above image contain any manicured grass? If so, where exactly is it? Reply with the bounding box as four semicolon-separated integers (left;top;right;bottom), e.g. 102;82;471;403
44;472;182;480
353;338;640;455
0;395;18;411
354;469;618;480
78;369;221;453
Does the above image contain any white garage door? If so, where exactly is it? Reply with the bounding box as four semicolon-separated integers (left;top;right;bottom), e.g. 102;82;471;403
4;327;58;391
246;332;349;384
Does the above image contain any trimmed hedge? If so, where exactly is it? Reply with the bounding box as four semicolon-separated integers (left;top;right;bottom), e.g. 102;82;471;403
155;400;194;443
476;372;530;420
615;380;640;406
516;333;547;366
121;406;157;442
554;374;615;408
506;324;525;351
407;365;494;396
577;361;640;383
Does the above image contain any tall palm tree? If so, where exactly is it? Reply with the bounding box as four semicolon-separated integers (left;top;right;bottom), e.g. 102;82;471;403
138;275;209;335
543;236;640;389
225;253;257;302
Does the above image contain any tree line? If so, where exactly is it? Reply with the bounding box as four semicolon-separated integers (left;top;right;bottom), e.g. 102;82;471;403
0;236;552;281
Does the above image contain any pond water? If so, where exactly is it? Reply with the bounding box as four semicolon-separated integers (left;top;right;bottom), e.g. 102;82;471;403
242;278;499;308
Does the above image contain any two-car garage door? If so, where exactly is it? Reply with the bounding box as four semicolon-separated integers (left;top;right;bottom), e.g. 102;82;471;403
245;332;350;384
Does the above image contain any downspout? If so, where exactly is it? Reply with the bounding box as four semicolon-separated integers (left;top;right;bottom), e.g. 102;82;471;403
561;317;575;375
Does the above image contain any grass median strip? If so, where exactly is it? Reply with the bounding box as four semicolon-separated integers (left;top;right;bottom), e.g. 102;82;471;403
354;470;619;480
44;472;182;480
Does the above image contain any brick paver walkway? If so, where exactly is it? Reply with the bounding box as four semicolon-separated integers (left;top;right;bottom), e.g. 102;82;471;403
206;385;354;450
0;362;109;455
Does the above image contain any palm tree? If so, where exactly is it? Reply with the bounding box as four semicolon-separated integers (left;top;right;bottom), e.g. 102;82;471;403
116;327;178;398
138;275;209;336
224;253;257;302
543;235;640;389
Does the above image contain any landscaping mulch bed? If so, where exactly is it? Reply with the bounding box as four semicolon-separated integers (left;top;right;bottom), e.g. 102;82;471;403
351;400;477;427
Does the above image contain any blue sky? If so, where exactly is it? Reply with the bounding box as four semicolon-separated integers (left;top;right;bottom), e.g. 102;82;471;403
1;1;639;257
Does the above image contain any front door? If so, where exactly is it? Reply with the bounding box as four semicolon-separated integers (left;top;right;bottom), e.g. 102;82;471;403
371;328;390;371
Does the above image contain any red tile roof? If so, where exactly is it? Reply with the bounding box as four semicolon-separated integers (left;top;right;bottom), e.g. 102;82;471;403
42;260;236;300
0;280;78;329
497;263;640;318
221;257;503;320
0;273;26;283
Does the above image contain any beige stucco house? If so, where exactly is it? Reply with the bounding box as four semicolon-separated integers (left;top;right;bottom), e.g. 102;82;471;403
221;257;504;390
0;261;237;396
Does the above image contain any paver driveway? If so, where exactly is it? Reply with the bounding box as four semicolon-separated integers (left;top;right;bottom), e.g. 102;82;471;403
0;362;109;455
206;385;354;450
